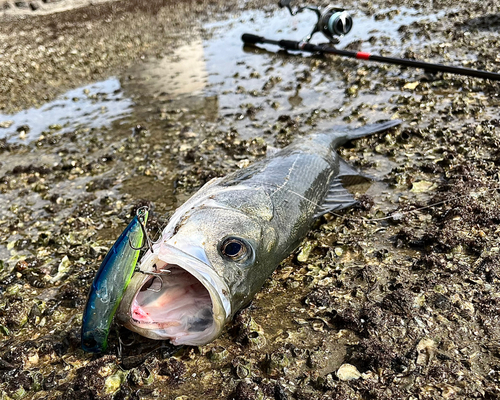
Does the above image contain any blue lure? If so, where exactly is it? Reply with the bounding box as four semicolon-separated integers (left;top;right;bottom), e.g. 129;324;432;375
81;207;149;353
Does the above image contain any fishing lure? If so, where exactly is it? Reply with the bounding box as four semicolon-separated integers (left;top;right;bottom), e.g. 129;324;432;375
81;207;149;353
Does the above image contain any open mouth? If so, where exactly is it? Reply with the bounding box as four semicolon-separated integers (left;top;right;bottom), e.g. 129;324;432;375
117;243;232;346
120;243;231;345
131;262;216;343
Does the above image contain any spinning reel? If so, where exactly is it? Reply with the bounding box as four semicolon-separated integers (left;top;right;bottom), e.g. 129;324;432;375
278;0;353;43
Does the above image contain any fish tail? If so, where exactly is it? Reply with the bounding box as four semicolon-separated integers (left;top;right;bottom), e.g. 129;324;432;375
332;119;402;148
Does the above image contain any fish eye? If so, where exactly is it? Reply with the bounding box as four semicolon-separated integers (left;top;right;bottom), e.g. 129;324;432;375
220;238;250;262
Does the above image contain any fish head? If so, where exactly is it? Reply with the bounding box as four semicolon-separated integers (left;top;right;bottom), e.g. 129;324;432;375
118;198;277;346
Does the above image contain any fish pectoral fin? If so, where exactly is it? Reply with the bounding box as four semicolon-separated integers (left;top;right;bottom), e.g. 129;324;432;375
314;178;357;218
338;158;376;182
314;173;371;218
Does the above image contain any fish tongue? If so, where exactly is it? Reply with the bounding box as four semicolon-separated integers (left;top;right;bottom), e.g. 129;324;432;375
138;278;188;309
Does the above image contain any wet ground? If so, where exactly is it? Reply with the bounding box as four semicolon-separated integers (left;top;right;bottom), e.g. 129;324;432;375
1;0;500;399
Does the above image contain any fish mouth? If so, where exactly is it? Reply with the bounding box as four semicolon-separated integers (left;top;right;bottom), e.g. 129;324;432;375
122;244;230;346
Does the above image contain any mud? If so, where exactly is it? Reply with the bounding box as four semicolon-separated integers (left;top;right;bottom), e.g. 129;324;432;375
1;0;500;399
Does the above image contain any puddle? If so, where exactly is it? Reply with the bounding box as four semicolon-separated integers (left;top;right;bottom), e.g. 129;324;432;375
120;6;446;139
0;6;445;146
119;8;388;139
125;39;209;99
340;7;446;52
0;77;132;143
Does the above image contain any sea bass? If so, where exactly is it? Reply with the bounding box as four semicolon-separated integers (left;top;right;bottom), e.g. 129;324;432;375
116;120;401;346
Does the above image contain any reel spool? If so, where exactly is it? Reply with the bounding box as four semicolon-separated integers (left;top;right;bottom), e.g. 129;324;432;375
318;6;353;41
278;0;353;43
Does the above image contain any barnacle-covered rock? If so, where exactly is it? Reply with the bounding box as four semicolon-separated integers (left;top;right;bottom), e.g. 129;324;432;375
265;351;290;377
416;338;436;366
231;309;267;349
207;346;228;362
129;364;155;386
157;358;186;385
231;380;265;400
232;357;253;379
104;369;129;394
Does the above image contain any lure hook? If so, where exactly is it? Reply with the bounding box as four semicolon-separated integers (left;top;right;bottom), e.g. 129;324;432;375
117;329;137;347
128;206;173;292
128;206;154;252
133;269;171;292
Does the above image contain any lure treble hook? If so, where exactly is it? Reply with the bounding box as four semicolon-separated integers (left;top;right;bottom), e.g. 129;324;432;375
127;206;173;292
128;206;154;253
134;268;171;292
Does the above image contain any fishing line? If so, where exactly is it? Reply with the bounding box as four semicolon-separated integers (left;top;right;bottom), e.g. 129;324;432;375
354;186;500;223
117;338;183;370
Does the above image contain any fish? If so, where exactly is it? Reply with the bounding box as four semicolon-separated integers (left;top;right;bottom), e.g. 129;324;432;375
116;120;401;346
81;207;149;353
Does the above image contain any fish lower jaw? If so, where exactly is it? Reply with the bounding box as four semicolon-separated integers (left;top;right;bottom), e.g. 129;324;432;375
126;317;188;345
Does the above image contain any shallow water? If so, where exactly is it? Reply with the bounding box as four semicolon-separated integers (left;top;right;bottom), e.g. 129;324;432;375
0;78;132;143
0;6;443;145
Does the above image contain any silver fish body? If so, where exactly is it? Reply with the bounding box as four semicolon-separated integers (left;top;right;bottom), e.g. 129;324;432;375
116;120;401;345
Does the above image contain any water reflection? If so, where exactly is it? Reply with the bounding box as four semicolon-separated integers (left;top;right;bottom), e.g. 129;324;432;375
0;7;444;145
126;39;208;97
345;7;446;52
0;78;133;143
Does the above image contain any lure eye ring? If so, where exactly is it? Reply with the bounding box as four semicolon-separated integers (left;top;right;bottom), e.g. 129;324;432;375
136;206;149;221
219;237;251;262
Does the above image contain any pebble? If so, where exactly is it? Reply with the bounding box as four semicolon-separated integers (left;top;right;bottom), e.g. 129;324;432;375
0;120;14;128
16;124;30;133
336;364;361;381
416;338;436;366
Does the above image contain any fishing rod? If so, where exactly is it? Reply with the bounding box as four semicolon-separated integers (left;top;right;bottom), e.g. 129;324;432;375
241;0;500;81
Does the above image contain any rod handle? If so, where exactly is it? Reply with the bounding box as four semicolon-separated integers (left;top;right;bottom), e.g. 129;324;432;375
242;34;265;44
